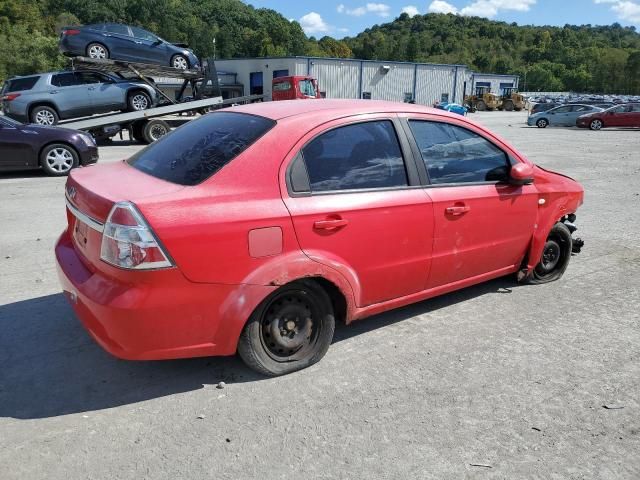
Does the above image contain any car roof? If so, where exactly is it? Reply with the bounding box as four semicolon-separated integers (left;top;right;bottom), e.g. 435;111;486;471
227;99;457;121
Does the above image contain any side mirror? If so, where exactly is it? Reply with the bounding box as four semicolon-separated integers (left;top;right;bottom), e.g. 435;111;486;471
510;163;534;185
152;39;162;46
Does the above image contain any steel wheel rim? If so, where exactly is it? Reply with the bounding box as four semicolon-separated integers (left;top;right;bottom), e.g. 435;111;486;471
535;239;562;276
46;147;74;172
132;94;149;110
35;110;55;125
259;290;321;362
149;124;168;141
89;45;106;59
173;56;188;69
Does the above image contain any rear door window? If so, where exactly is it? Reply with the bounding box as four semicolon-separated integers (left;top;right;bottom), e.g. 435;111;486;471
51;73;79;87
5;76;40;92
127;112;276;186
105;24;130;36
300;120;408;192
409;120;509;184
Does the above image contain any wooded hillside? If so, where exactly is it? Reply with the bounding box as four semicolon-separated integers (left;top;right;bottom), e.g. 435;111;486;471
1;0;639;93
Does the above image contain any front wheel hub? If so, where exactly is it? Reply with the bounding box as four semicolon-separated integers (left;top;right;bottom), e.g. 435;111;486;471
540;240;561;272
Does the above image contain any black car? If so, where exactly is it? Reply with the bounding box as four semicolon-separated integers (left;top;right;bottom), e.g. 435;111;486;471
0;116;98;176
59;23;200;70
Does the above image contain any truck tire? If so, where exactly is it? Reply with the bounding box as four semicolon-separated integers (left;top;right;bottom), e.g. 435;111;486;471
503;100;514;111
142;119;170;144
476;100;487;111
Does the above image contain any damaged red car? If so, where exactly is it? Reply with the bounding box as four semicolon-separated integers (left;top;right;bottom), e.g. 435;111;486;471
56;100;584;376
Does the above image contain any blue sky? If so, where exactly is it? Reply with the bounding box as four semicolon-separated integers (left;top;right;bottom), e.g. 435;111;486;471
245;0;640;38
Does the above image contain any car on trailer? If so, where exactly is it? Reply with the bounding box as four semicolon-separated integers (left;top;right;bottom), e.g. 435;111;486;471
59;23;200;70
56;100;584;376
1;70;158;125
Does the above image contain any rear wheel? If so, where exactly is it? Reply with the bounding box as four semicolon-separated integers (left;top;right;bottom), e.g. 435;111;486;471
526;223;573;284
30;105;59;125
476;100;487;111
590;119;603;131
142;119;170;144
40;144;79;176
238;280;335;376
86;43;109;59
536;118;548;128
503;100;514;111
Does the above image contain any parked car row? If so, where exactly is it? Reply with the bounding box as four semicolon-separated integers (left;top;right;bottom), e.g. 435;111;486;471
528;103;640;130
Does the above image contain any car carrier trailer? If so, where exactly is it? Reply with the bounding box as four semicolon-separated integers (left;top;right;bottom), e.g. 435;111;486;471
59;57;264;143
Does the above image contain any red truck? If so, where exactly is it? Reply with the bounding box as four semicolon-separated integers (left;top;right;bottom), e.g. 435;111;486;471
272;75;321;101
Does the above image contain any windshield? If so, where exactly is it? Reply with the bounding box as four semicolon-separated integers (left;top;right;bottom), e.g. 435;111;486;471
127;112;276;186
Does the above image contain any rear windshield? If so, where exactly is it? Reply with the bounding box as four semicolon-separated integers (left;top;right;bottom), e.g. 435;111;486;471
127;112;276;186
4;76;39;93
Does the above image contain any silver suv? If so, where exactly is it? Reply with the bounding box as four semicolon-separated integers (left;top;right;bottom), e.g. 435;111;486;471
1;70;158;125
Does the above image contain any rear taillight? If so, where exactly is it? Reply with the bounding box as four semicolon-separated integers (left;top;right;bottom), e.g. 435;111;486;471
100;202;173;270
2;93;20;101
63;29;81;36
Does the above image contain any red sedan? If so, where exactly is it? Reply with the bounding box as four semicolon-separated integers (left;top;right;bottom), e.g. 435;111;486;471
56;100;584;376
577;103;640;130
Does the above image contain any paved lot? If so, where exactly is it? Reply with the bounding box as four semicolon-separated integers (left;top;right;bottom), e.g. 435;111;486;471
1;111;639;479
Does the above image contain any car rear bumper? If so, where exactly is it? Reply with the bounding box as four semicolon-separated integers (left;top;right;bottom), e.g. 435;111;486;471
55;229;272;360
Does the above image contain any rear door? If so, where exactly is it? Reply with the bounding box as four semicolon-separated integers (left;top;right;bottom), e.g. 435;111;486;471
49;73;92;118
605;105;626;127
569;105;593;125
282;116;434;307
403;115;538;288
102;24;136;60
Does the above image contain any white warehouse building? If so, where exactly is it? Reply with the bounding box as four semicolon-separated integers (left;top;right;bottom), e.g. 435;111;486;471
212;56;519;105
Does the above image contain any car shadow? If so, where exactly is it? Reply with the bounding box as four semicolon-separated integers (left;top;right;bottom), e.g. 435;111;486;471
0;277;520;420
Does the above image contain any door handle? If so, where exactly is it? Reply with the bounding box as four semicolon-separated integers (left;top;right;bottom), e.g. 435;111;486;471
445;204;470;216
313;218;349;230
87;87;95;90
135;41;143;44
49;90;58;94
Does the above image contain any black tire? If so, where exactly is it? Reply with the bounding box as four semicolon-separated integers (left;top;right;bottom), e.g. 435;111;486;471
141;119;170;144
30;105;59;125
127;90;152;112
39;143;79;176
526;223;573;284
476;100;487;111
171;54;189;70
238;280;336;376
503;100;514;111
536;118;548;128
86;42;109;59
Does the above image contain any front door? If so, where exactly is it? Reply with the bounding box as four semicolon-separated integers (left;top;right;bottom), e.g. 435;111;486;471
405;117;538;288
548;105;572;126
129;26;167;64
76;72;123;113
282;117;433;307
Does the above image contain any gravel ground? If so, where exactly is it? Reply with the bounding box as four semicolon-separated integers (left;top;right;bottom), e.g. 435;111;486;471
1;111;638;479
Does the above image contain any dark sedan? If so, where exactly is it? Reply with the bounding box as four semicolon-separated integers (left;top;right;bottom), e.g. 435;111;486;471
0;116;98;176
577;103;640;130
59;23;200;70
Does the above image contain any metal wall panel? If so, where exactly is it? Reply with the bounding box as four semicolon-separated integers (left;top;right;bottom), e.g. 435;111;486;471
415;65;457;105
308;59;360;99
360;62;415;102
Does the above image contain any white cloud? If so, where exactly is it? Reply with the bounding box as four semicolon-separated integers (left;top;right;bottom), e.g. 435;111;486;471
428;1;459;14
299;12;330;34
401;5;420;16
337;3;392;17
427;0;535;18
595;0;640;23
